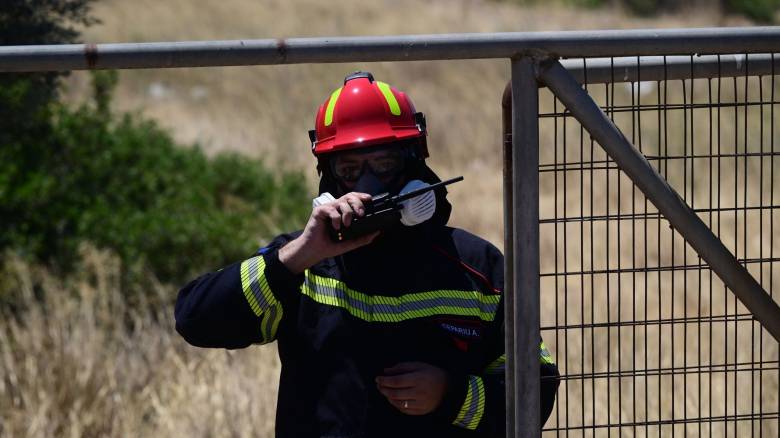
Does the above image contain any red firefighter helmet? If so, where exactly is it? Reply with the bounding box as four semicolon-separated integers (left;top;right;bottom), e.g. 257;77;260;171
309;72;428;158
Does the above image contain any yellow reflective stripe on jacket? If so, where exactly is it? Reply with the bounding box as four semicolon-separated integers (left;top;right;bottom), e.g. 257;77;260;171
240;256;282;343
301;271;500;323
483;342;555;375
540;341;555;365
324;87;343;126
453;375;486;430
484;354;506;375
260;303;283;343
376;81;401;115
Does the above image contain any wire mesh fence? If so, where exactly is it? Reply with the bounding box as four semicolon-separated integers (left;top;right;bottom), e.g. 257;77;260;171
538;54;780;437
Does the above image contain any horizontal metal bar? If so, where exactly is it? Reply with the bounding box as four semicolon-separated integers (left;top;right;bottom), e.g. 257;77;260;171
540;100;780;118
540;151;780;172
540;206;780;224
561;53;780;84
559;361;780;380
543;413;780;432
540;312;759;331
0;27;779;72
541;257;780;277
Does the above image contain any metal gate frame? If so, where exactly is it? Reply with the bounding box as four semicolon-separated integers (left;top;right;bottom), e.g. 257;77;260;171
506;53;780;436
503;52;780;437
2;26;779;438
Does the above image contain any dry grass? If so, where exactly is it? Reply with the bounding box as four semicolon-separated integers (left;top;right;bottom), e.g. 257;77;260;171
0;248;279;437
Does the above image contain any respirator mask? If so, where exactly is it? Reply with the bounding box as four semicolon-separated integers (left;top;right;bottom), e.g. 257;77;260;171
314;178;440;231
313;144;462;241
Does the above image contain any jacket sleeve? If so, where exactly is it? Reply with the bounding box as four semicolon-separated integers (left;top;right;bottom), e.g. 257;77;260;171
440;340;560;435
435;245;560;436
174;232;303;349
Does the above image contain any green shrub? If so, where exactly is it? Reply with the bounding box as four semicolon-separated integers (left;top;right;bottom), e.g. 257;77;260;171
494;0;779;21
623;0;663;15
0;2;310;306
564;0;607;8
0;0;97;145
726;0;779;22
0;71;310;292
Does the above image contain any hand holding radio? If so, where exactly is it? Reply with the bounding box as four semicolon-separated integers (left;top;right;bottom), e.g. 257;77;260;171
279;191;380;274
324;176;464;242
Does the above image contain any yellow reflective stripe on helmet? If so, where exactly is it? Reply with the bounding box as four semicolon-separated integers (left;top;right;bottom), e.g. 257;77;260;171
376;81;401;116
453;375;486;430
540;341;555;365
324;87;343;126
301;271;500;323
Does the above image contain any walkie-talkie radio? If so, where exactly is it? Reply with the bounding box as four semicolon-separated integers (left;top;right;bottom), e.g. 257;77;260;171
327;176;464;242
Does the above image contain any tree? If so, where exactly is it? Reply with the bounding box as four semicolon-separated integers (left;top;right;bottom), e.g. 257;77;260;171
0;1;310;301
1;1;98;261
0;0;97;132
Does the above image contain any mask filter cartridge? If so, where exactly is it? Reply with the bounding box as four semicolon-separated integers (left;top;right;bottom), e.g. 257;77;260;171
312;192;336;208
399;180;437;226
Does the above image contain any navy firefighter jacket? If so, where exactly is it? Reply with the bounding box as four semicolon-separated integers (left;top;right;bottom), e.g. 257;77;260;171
175;218;559;437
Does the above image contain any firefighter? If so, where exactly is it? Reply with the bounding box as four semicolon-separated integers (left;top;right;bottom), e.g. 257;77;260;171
174;72;559;437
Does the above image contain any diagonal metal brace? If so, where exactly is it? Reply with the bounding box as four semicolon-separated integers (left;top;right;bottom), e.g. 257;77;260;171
536;58;780;342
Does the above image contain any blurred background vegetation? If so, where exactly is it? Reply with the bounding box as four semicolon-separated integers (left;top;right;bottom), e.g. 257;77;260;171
0;0;310;309
501;0;780;22
0;0;777;436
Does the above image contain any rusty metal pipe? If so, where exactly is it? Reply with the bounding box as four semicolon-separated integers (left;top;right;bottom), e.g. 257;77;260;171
1;27;779;72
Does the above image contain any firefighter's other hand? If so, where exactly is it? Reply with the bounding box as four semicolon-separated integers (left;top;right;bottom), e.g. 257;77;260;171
375;362;448;416
279;192;378;274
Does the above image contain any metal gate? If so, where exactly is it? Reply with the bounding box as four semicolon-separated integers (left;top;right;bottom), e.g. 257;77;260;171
525;55;780;436
2;27;779;437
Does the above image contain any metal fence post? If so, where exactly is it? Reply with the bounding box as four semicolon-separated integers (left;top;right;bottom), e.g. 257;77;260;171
502;82;517;438
509;56;541;438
